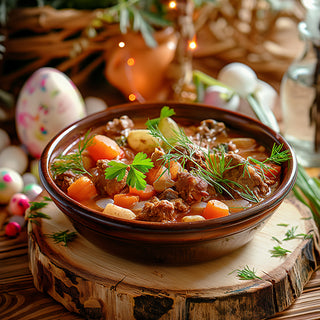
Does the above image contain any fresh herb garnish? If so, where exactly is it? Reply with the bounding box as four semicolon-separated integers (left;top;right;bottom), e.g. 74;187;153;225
105;152;154;190
230;265;262;280
272;236;282;244
27;196;52;225
244;144;291;179
51;130;93;178
145;106;175;128
46;229;77;247
270;246;291;257
283;226;313;241
147;115;260;202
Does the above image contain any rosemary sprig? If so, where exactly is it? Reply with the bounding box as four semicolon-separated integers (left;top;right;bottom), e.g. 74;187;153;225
27;196;52;225
46;229;77;247
50;130;93;178
283;226;313;241
270;246;291;257
230;265;262;280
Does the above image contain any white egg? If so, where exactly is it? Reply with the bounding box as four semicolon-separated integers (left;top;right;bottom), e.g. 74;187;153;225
217;63;258;98
0;145;28;174
15;67;87;158
85;96;108;115
0;129;10;151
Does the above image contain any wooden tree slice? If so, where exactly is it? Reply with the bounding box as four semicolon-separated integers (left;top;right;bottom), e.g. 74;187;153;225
28;196;320;320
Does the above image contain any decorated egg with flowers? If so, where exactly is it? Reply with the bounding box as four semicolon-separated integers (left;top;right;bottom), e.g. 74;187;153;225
16;67;87;158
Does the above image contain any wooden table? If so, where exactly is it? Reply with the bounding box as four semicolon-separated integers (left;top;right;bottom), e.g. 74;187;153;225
1;198;320;320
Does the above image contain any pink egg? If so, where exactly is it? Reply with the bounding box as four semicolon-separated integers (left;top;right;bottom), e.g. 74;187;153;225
5;221;21;238
8;193;30;216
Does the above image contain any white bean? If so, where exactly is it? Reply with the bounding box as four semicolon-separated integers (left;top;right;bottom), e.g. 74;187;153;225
182;215;205;222
102;203;136;220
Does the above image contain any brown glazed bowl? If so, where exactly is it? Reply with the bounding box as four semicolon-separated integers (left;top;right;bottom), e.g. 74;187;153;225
39;102;297;264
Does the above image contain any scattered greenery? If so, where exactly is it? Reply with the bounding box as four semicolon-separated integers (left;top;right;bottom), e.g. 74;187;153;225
230;265;262;280
27;196;52;225
283;226;313;241
46;229;77;246
270;246;291;257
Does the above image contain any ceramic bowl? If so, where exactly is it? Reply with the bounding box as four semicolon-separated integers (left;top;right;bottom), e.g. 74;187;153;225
39;102;297;264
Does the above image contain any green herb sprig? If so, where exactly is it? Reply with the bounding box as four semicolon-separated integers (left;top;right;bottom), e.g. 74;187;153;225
51;130;93;178
270;246;291;257
283;226;312;241
230;265;262;280
46;229;77;247
146;108;290;203
27;196;52;225
105;152;154;190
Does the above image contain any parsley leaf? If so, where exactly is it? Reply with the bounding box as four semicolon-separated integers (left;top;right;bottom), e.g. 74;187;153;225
104;152;154;190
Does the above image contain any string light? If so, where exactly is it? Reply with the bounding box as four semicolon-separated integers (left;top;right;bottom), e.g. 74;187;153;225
128;93;137;101
188;37;197;50
168;1;176;9
127;57;135;66
118;41;125;48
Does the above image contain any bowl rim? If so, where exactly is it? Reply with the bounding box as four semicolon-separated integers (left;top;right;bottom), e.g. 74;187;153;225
39;101;297;232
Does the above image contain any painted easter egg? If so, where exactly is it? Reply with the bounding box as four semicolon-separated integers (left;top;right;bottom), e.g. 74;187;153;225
16;67;87;158
8;192;30;216
0;168;24;204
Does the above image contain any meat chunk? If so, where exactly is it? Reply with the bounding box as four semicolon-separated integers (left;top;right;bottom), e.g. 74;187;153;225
105;115;134;139
158;188;179;200
54;170;81;193
91;159;127;196
192;119;227;148
222;153;269;197
136;198;176;222
150;147;166;167
175;172;209;204
173;144;207;171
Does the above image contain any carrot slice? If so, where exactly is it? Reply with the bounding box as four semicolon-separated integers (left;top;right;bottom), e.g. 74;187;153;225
67;176;98;202
146;167;163;185
129;184;156;200
202;200;229;219
113;193;139;209
86;134;121;162
255;163;281;179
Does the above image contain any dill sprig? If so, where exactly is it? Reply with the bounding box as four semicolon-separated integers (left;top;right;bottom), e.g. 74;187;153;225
46;229;77;247
27;196;52;225
270;246;291;257
230;265;262;280
50;130;93;178
147;118;259;202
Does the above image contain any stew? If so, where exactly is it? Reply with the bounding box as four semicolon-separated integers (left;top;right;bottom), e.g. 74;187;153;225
50;107;289;222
